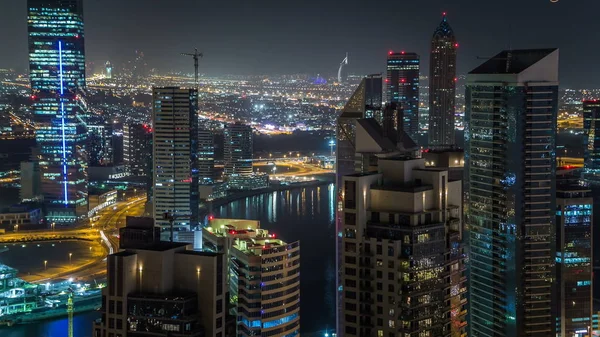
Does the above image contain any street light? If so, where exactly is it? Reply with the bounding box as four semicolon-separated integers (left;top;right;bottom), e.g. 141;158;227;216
14;225;18;232
44;260;47;270
69;253;73;265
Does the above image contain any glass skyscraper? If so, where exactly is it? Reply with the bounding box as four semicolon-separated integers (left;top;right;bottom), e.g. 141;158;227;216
28;0;88;223
465;48;559;337
583;100;600;183
386;52;420;141
429;13;457;149
555;169;593;337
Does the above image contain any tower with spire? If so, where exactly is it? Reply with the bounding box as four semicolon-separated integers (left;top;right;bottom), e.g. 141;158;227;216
428;12;458;149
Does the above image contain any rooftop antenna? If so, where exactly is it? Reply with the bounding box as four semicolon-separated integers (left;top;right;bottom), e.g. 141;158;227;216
181;48;203;91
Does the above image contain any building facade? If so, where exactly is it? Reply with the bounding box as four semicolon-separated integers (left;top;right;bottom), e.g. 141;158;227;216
465;48;559;336
428;13;457;149
88;124;113;166
93;218;227;337
124;123;152;177
386;52;420;141
203;218;301;337
556;169;593;337
583;100;600;184
223;123;253;177
340;157;467;337
198;128;214;184
28;0;88;223
152;87;199;232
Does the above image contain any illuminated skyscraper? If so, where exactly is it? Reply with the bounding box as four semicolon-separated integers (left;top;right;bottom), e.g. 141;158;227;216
465;48;559;336
583;100;600;183
340;156;467;337
152;87;199;233
123;123;152;177
203;218;300;337
224;123;253;177
555;168;593;337
386;52;420;140
428;13;458;148
88;124;113;166
198;129;214;184
28;0;88;223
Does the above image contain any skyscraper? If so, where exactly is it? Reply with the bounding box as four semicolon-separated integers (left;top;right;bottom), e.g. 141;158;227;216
465;48;559;336
203;218;300;337
198;129;214;184
556;168;593;337
88;124;113;166
28;0;88;224
152;87;199;233
340;156;467;336
428;13;458;148
386;52;420;140
124;123;152;177
583;100;600;183
223;123;253;177
336;74;384;186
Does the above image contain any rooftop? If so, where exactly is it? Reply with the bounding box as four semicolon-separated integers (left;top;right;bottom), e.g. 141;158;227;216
469;48;558;75
204;218;289;256
372;183;433;193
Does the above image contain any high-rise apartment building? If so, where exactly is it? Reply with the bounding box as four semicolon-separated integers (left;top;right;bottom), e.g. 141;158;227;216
88;124;113;166
428;13;457;148
28;0;88;223
93;217;227;337
198;129;214;184
152;87;199;233
583;100;600;184
556;168;593;337
223;123;253;177
124;123;152;177
203;218;300;337
340;156;467;337
387;52;420;140
465;48;559;336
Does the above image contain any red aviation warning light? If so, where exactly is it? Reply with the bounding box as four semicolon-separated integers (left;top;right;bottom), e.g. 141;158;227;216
388;50;393;55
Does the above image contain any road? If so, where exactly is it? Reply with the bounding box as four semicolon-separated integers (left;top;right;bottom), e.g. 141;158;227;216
254;160;332;178
13;197;147;283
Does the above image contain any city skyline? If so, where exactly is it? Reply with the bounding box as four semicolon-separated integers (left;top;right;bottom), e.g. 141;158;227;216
0;0;598;87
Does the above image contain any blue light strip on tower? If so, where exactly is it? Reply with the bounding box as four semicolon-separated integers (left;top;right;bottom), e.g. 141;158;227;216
58;41;68;205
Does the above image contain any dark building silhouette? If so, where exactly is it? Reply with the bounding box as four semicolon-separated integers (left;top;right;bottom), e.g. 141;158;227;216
428;13;457;149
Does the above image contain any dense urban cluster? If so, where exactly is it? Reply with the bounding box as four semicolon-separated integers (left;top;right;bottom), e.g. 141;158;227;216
0;1;597;337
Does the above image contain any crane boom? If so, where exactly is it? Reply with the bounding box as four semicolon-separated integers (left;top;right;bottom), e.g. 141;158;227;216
180;48;203;92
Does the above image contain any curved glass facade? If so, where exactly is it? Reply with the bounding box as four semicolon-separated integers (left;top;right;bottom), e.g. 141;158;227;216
28;0;88;223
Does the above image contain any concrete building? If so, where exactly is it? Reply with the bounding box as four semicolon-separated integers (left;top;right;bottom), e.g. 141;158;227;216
224;123;253;177
340;156;467;337
465;48;559;336
152;87;199;233
556;168;593;337
88;124;114;166
94;217;227;337
203;218;300;337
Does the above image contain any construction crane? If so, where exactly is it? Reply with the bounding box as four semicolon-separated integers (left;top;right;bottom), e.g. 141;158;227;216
181;48;203;90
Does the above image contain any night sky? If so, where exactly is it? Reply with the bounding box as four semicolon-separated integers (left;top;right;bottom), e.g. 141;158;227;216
0;0;597;87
